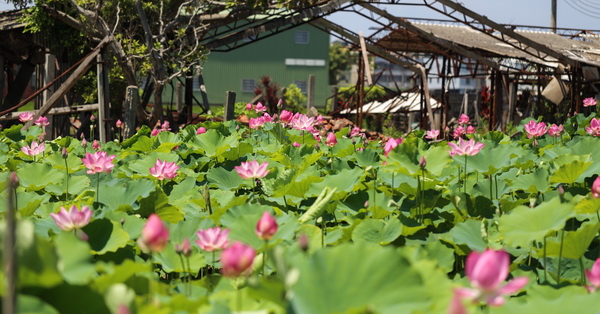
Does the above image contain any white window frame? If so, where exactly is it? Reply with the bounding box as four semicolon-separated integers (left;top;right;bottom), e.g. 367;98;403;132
294;30;310;44
241;79;256;93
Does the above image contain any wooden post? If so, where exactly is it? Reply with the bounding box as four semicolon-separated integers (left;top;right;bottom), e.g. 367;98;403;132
43;54;56;139
358;31;372;85
357;55;365;128
176;82;183;114
197;74;211;114
507;77;517;130
124;86;138;139
224;91;236;121
4;173;17;314
307;74;315;110
0;55;5;108
96;52;107;143
185;75;193;123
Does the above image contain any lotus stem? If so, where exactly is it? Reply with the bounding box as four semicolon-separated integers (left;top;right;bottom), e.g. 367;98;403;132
558;230;565;285
64;158;69;201
262;240;268;277
544;236;548;283
4;173;17;314
96;173;100;205
580;257;586;286
464;155;468;194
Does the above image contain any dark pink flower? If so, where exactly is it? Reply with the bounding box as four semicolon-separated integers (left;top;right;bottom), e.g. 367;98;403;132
586;258;600;292
161;121;171;131
349;127;362;137
453;126;466;139
547;124;564;137
196;127;207;135
254;102;267;112
245;103;253;110
151;128;161;137
458;114;470;125
279;110;293;123
292;142;300;147
448;138;485;157
584;97;597;107
149;159;179;180
256;211;278;240
19;112;34;122
116;119;123;128
35;116;49;127
92;140;100;151
523;120;547;138
592;177;600;198
81;151;116;174
21;141;45;156
234;160;269;180
466;126;476;134
587;118;600;136
384;137;402;157
175;238;192;257
325;132;337;147
221;242;256;277
139;214;169;253
425;129;440;139
195;226;229;252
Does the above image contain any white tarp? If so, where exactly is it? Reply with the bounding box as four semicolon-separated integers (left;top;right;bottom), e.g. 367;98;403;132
341;92;440;114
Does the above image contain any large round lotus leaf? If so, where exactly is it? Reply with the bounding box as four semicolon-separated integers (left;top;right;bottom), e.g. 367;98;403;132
291;244;431;313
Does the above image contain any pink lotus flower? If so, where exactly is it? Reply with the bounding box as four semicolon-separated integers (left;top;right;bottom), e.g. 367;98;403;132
221;242;256;277
255;102;267;112
384;137;403;157
586;258;600;292
256;211;278;240
453;126;466;139
292;142;300;147
290;113;316;132
81;151;116;174
448;138;485;157
523;120;547;138
149;159;179;180
151;128;161;136
161;121;171;131
196;127;206;135
587;118;600;136
92;140;100;150
454;249;528;308
584;97;597;107
90;114;96;122
195;226;230;252
35;116;49;127
116;119;123;128
547;124;564;137
50;205;93;231
234;160;269;180
175;238;192;257
425;129;440;139
458;114;470;125
279;110;293;123
466;126;476;134
349;127;362;137
245;103;253;110
19;112;34;122
138;214;169;253
592;177;600;198
81;138;88;148
325;132;337;147
21;141;45;156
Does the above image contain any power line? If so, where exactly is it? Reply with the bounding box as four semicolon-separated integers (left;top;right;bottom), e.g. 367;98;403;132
563;0;600;19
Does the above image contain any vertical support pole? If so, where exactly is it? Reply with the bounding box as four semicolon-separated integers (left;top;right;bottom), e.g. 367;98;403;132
331;87;339;114
4;173;17;314
224;91;236;121
176;82;183;114
440;57;447;131
551;0;557;33
0;55;5;108
185;74;193;123
197;73;211;114
96;52;107;143
358;31;372;86
124;86;138;139
43;54;56;139
507;77;517;130
357;55;365;128
307;74;315;111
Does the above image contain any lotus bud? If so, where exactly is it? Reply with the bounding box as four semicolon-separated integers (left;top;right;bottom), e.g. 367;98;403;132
420;156;426;170
256;211;278;241
62;147;68;159
298;233;309;253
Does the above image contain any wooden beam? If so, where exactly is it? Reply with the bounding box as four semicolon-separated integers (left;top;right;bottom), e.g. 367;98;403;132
358;31;373;86
0;104;100;121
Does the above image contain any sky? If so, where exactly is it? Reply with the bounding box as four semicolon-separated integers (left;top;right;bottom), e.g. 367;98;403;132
1;0;599;34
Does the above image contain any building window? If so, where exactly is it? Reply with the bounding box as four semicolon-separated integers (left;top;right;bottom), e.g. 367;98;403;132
294;80;308;95
241;79;256;93
285;58;326;66
294;30;309;44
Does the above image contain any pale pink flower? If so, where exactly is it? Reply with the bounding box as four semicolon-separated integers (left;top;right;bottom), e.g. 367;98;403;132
19;112;34;123
90;114;96;122
292;142;300;147
262;113;274;123
81;138;88;148
151;128;161;136
448;138;485;157
221;242;256;277
453;126;466;139
425;129;440;139
290;113;316;132
195;227;230;252
587;118;600;136
454;249;528;307
81;151;116;174
138;214;169;253
458;114;470;125
316;115;324;124
116;119;123;128
92;140;100;151
175;238;192;257
50;205;93;231
21;141;45;156
249;117;266;129
256;211;278;241
161;121;171;131
584;97;597;107
547;124;564;137
245;103;253;111
586;258;600;292
279;110;293;123
149;159;179;180
255;102;267;112
35;116;49;127
234;160;269;180
466;126;476;134
196;127;207;135
349;127;362;137
325;132;337;147
523;120;547;138
592;177;600;198
384;137;403;157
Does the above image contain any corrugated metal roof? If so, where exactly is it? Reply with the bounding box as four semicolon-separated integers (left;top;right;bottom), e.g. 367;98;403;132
0;9;26;31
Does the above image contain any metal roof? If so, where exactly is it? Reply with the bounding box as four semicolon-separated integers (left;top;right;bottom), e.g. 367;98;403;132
0;9;26;31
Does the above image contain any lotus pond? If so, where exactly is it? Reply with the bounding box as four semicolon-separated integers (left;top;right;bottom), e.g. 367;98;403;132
4;111;600;313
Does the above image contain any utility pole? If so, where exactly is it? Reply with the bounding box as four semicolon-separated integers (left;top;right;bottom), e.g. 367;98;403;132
551;0;557;33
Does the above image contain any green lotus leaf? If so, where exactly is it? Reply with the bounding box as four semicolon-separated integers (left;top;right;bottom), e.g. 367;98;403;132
549;159;592;184
153;242;206;274
351;218;402;245
138;189;184;223
206;166;244;190
83;218;131;255
542;222;600;259
121;125;151;148
467;142;520;175
190;129;238;159
16;163;64;191
17;295;59;314
101;179;156;211
55;232;96;285
509;168;549;193
449;219;487;252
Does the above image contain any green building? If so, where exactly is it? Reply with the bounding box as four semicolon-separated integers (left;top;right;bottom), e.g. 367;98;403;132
200;24;330;108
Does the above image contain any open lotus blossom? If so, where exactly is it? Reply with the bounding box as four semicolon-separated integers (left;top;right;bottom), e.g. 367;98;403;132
448;138;485;157
452;249;528;310
196;226;230;252
196;126;207;135
161;121;171;131
458;114;470;125
349;127;362;137
384;137;403;157
592;177;600;198
19;112;34;122
425;129;440;139
256;211;278;240
175;238;192;257
21;141;45;156
150;159;179;180
325;132;337;147
290;113;316;132
523;120;547;138
254;102;267;112
50;205;93;232
35;116;49;127
221;241;256;278
279;110;293;123
234;160;269;180
585;258;600;292
466;125;476;134
453;126;466;139
82;151;116;174
586;118;600;136
584;97;597;107
547;124;564;137
138;214;169;253
151;128;161;136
